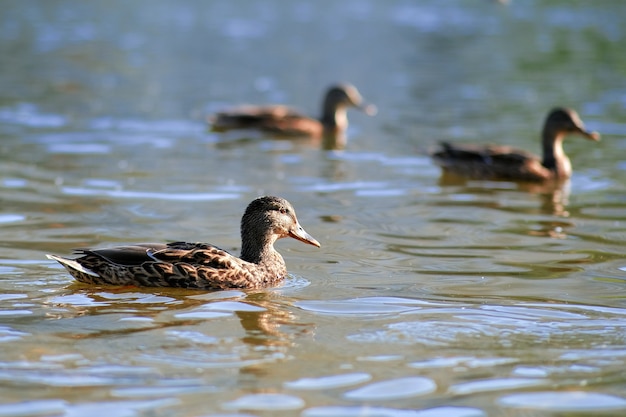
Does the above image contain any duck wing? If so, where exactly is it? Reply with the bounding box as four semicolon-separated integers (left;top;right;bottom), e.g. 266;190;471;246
211;105;321;137
148;241;240;270
211;105;306;129
73;243;168;265
433;142;548;181
69;242;256;289
78;241;239;269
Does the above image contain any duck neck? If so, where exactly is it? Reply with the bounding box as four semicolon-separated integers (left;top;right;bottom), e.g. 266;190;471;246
542;130;570;178
320;105;347;131
240;233;283;266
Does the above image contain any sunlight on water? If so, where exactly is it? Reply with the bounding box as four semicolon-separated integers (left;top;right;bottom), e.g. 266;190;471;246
60;187;242;201
498;391;626;411
344;300;626;347
343;377;436;400
302;406;486;417
1;1;625;416
449;377;548;396
223;394;305;411
285;373;372;390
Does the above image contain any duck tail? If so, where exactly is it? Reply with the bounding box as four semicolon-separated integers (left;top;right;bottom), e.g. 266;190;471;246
46;254;99;277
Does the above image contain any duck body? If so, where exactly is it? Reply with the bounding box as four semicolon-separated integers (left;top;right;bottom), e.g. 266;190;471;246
433;142;557;182
431;108;600;182
209;84;376;138
47;196;320;290
211;105;323;137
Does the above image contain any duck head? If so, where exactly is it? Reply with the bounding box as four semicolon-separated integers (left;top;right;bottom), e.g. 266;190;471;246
544;108;600;142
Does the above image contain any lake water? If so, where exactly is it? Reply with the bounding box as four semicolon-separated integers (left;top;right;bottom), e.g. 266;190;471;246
1;1;626;416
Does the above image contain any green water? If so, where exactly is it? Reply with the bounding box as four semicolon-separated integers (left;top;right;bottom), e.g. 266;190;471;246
1;1;626;416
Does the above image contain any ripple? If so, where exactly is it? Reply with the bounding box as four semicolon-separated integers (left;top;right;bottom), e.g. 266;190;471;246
0;370;115;387
300;181;389;193
511;366;550;377
186;290;246;301
64;398;179;417
111;385;207;398
274;274;311;293
96;292;176;304
47;143;112;154
348;302;626;347
355;189;407;197
0;310;33;316
0;326;30;343
0;214;25;224
498;391;626;411
40;354;85;363
2;178;28;188
0;103;67;128
294;297;448;316
449;378;548;395
173;301;264;320
138;349;283;369
0;400;66;417
222;393;304;411
118;317;154;323
295;300;418;315
409;357;475;369
49;294;110;307
173;311;232;320
201;301;266;312
165;330;219;345
60;187;241;201
89;117;203;135
285;373;372;390
343;377;436;400
357;355;404;362
559;348;626;361
349;320;491;346
303;406;485;417
0;294;28;301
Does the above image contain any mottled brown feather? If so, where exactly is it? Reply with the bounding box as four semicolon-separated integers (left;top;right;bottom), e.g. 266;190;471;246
431;108;600;182
209;84;376;138
47;196;320;290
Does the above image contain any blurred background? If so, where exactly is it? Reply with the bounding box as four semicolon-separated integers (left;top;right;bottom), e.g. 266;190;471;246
1;1;626;416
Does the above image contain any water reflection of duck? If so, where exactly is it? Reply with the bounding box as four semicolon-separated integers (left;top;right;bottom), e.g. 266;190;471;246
431;108;600;182
46;196;320;290
209;84;377;139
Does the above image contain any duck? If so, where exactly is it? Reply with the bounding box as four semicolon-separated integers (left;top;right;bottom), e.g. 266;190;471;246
209;83;377;138
46;196;320;290
431;108;600;182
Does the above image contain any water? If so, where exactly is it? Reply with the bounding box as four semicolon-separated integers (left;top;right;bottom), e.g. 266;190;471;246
1;1;626;416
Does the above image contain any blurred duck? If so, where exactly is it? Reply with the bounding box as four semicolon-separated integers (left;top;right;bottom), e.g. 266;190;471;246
209;83;377;138
46;196;320;290
431;108;600;182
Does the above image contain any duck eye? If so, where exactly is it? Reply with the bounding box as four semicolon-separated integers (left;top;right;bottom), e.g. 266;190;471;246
279;208;287;214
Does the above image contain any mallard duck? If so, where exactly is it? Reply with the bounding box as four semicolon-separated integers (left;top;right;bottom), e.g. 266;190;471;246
431;108;600;182
209;83;377;137
46;196;320;290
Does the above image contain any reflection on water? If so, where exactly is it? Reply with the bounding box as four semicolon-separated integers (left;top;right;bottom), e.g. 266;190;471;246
1;0;626;416
438;173;574;216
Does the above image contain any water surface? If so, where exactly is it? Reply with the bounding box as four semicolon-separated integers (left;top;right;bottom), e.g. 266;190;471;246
1;1;626;416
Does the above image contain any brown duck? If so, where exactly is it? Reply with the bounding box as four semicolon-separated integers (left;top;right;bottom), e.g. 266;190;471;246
431;108;600;182
46;196;320;290
209;83;377;138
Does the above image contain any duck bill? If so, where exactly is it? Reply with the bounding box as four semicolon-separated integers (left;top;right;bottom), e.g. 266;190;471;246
578;128;601;141
289;224;321;248
358;103;378;116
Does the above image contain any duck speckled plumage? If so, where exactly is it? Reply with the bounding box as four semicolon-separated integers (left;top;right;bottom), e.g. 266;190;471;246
46;196;320;290
209;84;377;137
431;108;600;182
